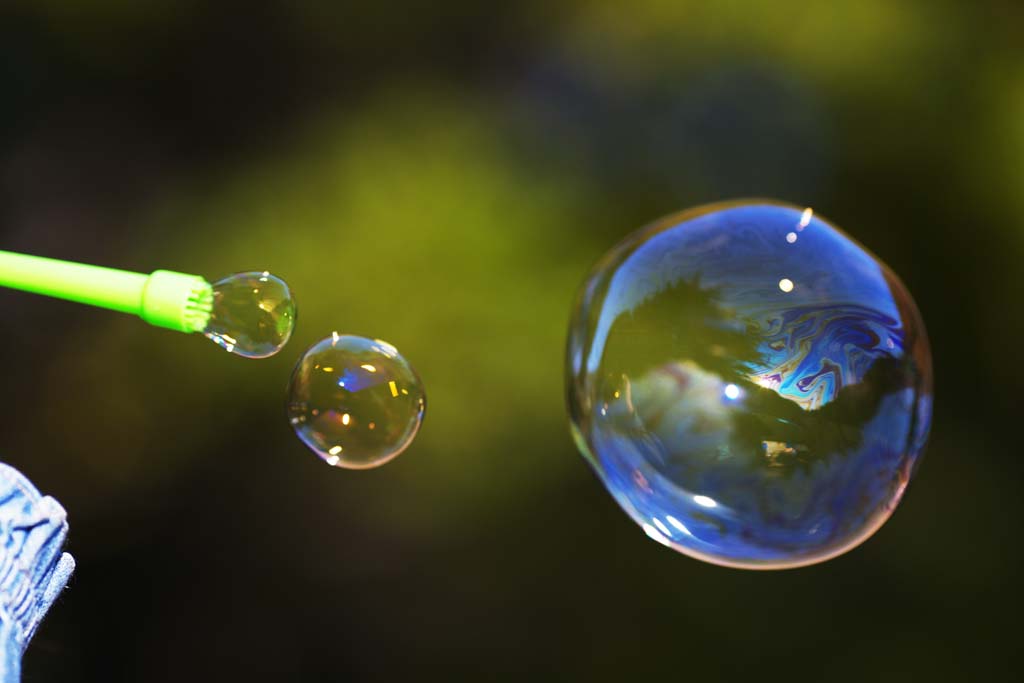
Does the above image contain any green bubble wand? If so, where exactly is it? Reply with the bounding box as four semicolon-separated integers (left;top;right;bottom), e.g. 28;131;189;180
0;249;212;332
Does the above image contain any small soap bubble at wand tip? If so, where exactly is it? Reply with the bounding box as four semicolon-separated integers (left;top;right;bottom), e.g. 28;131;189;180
201;271;297;359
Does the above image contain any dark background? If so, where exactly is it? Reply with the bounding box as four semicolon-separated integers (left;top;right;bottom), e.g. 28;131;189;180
1;1;1020;680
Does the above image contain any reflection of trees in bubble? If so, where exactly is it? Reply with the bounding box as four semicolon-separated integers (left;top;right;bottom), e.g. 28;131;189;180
598;275;760;386
596;272;924;537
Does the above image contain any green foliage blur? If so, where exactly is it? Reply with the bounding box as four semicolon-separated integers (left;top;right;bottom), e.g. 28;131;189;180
1;1;1021;680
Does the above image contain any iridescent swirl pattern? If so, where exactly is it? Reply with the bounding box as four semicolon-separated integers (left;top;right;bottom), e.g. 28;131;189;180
567;201;932;569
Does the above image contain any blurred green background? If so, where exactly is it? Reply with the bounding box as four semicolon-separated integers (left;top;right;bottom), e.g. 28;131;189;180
0;1;1020;680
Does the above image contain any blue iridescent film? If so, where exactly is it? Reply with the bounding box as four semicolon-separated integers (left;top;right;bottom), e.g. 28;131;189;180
567;201;932;569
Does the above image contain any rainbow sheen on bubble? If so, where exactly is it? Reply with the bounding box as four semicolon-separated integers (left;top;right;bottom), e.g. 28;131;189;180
567;200;932;569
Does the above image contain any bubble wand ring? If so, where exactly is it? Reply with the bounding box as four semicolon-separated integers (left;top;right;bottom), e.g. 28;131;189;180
0;249;212;333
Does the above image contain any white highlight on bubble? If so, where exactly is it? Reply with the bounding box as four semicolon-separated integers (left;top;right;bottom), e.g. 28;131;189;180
694;495;718;508
653;518;671;536
724;383;740;400
642;523;672;547
666;515;691;535
779;278;794;293
373;339;400;358
786;232;798;244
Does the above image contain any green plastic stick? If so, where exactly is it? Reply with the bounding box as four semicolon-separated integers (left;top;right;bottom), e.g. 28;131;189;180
0;250;213;333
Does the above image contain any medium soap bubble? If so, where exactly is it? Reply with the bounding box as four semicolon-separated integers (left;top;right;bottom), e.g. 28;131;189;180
287;334;425;469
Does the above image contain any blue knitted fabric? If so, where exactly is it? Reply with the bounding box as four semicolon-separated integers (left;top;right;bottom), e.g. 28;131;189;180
0;464;74;682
